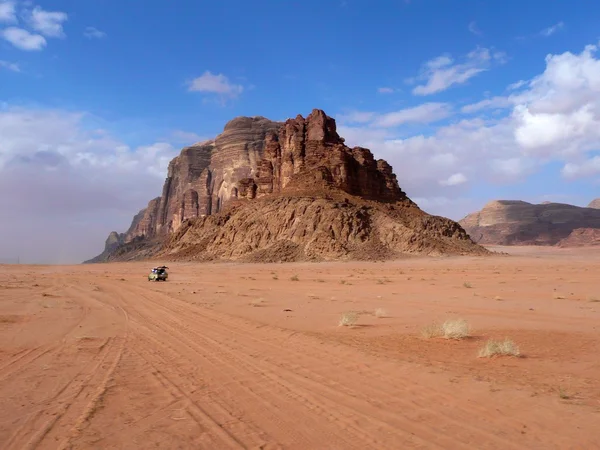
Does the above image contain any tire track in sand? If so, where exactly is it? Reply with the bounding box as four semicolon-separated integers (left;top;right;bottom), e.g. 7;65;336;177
1;285;128;450
126;282;599;449
116;283;523;449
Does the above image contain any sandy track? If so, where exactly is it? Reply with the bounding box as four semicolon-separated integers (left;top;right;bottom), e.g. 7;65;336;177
1;252;600;448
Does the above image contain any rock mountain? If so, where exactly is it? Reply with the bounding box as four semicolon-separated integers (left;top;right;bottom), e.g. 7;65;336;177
86;109;487;263
459;199;600;247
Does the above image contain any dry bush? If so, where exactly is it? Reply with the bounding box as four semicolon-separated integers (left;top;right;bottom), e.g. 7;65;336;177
421;318;470;339
290;275;299;281
374;308;389;318
442;318;470;339
463;282;472;288
478;338;520;358
338;312;358;327
421;322;442;339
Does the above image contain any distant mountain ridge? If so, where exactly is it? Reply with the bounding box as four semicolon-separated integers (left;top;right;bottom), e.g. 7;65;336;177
459;199;600;246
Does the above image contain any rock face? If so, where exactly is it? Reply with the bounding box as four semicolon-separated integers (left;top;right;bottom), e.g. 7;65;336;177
556;228;600;247
160;196;482;262
86;109;488;263
83;231;125;263
459;200;600;246
588;198;600;209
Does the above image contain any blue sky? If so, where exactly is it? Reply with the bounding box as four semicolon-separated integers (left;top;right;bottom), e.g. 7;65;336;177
1;0;600;263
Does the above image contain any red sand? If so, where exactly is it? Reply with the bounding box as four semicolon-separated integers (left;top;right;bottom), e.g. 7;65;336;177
1;246;600;448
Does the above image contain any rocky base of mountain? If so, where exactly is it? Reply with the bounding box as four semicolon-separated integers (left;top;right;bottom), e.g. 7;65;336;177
95;192;489;263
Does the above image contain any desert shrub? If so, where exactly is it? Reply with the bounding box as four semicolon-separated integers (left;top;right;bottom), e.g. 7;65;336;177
442;318;470;339
478;338;520;358
338;312;358;327
421;318;470;339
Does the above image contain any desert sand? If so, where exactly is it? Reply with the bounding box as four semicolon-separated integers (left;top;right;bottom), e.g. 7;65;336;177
1;247;600;449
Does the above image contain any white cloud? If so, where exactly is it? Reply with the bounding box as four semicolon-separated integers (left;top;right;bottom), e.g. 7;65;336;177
339;41;600;219
468;21;482;36
338;103;451;129
377;87;395;94
28;6;68;38
188;71;244;98
562;156;600;178
540;21;564;37
440;173;467;186
373;103;452;127
84;26;106;39
507;79;527;91
412;47;505;95
2;27;46;50
490;157;536;178
0;105;181;263
510;44;600;157
0;0;16;23
461;96;511;113
0;60;20;72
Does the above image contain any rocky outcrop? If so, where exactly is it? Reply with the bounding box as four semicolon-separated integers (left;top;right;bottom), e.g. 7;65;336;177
83;231;125;263
556;228;600;247
588;198;600;209
160;196;483;262
459;200;600;246
86;109;488;263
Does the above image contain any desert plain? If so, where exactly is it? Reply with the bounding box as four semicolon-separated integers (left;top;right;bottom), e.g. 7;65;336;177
1;246;600;449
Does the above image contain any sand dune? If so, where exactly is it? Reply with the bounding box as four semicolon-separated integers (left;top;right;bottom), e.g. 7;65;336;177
1;248;600;448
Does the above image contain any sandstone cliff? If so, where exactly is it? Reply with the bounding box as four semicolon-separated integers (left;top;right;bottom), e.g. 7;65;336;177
87;109;488;263
459;200;600;246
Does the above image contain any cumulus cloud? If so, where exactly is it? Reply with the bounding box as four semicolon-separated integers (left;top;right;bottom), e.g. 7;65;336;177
340;41;600;219
0;3;68;50
84;26;106;39
188;71;244;99
0;106;180;264
1;26;46;50
411;47;506;95
27;5;68;38
0;0;16;23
